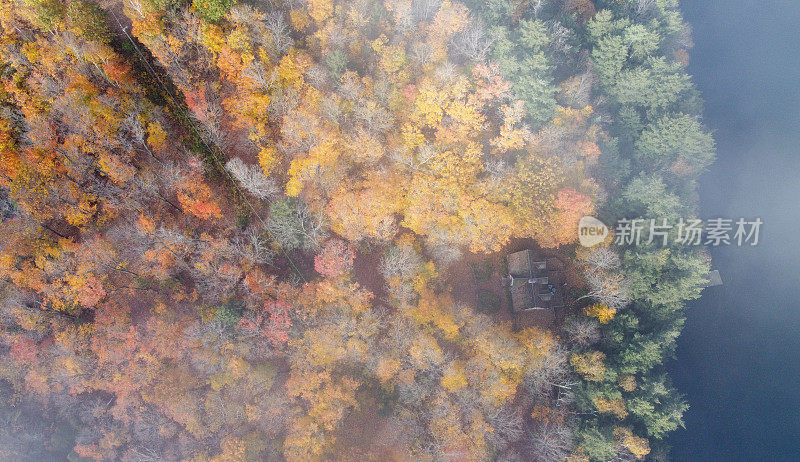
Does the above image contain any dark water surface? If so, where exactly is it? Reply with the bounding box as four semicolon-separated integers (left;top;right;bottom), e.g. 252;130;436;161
669;1;800;460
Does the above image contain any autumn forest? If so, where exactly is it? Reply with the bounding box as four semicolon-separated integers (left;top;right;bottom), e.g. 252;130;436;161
0;0;715;460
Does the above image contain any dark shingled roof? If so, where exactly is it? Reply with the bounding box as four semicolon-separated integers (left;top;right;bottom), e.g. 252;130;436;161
507;250;564;312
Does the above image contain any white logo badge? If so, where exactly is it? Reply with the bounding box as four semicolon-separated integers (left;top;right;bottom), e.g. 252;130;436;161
578;216;608;247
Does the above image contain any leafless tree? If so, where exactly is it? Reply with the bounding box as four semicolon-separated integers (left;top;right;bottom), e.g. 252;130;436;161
264;11;294;56
141;227;195;276
268;87;300;119
194;87;226;148
58;31;93;66
487;405;525;450
530;0;547;18
484;158;512;191
582;246;622;273
124;408;178;461
392;2;416;34
424;231;462;267
337;72;362;101
451;19;493;63
412;0;443;22
561;71;595;108
325;24;348;50
225;157;279;200
495;449;526;462
170;10;214;72
434;61;458;84
281;0;307;10
294;200;327;251
676;23;695;50
563;316;601;347
410;42;434;67
125;0;147;19
29;70;63;100
548;21;575;65
628;0;657;19
526;346;574;399
306;64;330;91
242;60;276;91
380;242;425;302
354;101;393;135
380;244;424;282
266;198;326;251
126;445;162;462
415;144;437;170
373;78;394;106
390;142;440;174
583;269;631;311
279;108;319;154
231;226;273;265
160;159;192;192
610;449;644;462
578;247;631;310
528;422;574;462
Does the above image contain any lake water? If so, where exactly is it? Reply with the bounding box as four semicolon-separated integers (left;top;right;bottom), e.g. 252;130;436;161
668;1;800;460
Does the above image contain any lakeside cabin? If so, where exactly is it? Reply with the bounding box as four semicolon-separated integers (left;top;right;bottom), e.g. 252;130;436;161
506;249;565;312
704;270;723;287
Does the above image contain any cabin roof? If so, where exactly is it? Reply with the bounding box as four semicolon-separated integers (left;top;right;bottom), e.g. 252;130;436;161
507;250;564;312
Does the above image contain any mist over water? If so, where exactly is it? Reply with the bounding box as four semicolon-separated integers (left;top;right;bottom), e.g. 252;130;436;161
670;1;800;460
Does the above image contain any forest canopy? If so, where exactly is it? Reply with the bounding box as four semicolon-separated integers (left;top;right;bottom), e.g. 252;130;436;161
0;0;712;460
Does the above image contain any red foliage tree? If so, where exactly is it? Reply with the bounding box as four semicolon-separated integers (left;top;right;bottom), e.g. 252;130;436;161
240;300;292;347
313;239;354;278
10;337;39;365
176;179;222;220
552;188;594;246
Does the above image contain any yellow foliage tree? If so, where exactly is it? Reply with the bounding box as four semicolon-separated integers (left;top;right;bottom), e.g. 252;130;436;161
570;351;606;382
584;303;616;324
